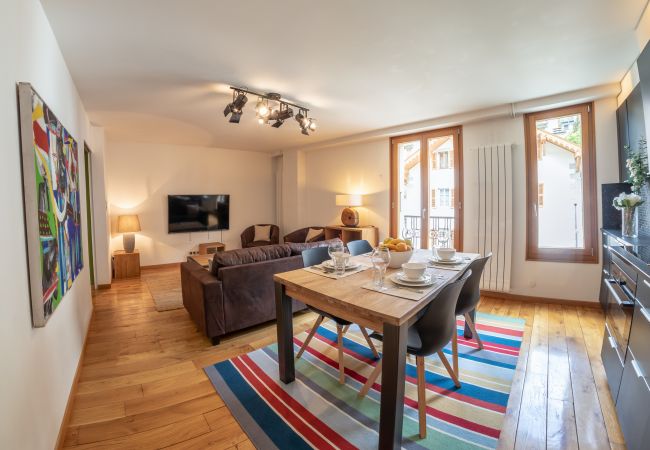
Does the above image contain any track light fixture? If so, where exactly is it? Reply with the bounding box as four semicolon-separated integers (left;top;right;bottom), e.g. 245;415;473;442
223;86;317;135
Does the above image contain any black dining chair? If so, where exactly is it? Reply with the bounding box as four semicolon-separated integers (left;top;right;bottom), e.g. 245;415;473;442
297;247;379;384
347;239;373;256
451;254;491;376
358;270;471;439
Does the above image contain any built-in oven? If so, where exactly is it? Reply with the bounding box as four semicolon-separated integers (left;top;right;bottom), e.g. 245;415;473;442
605;247;638;361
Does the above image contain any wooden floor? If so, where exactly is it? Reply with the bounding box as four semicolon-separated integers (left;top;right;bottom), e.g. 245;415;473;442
62;267;624;449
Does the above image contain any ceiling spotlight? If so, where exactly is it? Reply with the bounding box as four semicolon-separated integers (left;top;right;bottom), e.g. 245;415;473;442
276;106;294;121
272;120;284;128
223;91;248;123
255;98;270;118
296;112;310;135
308;118;317;131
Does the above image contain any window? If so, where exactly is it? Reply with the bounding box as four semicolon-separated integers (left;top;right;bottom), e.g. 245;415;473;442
438;188;451;207
438;150;450;169
525;102;597;263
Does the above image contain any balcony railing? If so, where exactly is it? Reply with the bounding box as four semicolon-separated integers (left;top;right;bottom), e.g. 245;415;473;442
402;215;455;248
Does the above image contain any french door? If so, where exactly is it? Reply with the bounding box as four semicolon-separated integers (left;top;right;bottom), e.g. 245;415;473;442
390;126;463;250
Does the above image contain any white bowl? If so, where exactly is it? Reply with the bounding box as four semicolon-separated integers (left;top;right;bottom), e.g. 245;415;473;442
387;249;413;268
402;262;427;280
436;247;456;261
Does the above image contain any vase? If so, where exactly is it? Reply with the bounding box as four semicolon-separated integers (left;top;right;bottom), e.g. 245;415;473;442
621;207;638;238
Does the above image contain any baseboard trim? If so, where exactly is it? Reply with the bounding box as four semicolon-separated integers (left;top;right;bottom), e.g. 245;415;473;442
141;262;181;270
480;289;600;308
96;283;111;290
55;308;93;449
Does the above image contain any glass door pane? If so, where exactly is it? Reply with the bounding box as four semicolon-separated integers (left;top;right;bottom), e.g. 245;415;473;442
397;140;422;248
535;113;585;248
428;135;455;248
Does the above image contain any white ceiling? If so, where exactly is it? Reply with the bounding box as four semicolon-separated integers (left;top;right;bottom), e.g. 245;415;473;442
41;0;645;152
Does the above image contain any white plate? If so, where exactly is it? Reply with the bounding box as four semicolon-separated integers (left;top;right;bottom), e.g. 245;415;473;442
429;256;465;265
396;272;431;284
390;273;435;287
322;260;361;271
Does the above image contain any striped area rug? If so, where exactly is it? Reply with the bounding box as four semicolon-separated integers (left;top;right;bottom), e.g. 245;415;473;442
205;312;524;449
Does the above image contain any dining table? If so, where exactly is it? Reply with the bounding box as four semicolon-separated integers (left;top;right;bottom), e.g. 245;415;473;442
273;249;479;449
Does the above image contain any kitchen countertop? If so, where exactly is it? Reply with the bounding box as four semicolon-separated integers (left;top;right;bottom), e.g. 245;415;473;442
602;228;650;279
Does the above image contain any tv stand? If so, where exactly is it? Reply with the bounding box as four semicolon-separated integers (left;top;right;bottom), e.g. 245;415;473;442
198;242;225;255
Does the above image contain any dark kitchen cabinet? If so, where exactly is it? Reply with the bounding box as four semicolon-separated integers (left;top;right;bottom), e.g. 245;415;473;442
617;85;645;183
616;347;650;450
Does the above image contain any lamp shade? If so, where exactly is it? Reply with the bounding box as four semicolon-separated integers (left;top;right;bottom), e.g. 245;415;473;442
117;215;141;233
335;194;362;207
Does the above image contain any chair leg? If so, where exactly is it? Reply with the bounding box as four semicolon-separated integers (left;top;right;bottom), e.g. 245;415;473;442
437;351;461;388
296;315;324;359
452;326;459;376
359;327;380;358
358;359;382;398
337;324;345;384
342;324;350;334
416;356;427;439
464;312;483;349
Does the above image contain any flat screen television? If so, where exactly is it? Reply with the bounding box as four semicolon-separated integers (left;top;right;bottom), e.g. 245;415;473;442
168;195;230;233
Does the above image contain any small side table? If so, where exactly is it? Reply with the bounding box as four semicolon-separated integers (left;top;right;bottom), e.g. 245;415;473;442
112;250;141;279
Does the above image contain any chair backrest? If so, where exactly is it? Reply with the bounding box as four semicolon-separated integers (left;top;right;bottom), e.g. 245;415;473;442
301;246;330;267
347;239;373;256
411;270;472;357
455;254;491;315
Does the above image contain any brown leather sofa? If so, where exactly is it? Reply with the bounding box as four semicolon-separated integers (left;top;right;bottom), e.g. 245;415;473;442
240;224;280;248
283;226;326;243
180;239;341;344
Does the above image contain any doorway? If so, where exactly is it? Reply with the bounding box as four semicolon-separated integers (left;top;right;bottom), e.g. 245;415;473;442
390;126;463;250
84;144;96;287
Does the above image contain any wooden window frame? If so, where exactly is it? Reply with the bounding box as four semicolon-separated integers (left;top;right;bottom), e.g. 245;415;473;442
524;102;598;264
389;126;463;250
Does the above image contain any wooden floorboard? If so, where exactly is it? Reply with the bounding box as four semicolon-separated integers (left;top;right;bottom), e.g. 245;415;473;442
62;270;622;449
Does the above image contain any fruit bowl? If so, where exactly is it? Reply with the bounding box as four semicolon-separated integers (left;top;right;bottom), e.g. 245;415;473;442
387;249;413;268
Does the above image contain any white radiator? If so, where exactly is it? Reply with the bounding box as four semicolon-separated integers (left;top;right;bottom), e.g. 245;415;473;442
465;144;513;292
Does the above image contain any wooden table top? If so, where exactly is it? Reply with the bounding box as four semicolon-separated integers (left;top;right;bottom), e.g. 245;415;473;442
274;250;477;329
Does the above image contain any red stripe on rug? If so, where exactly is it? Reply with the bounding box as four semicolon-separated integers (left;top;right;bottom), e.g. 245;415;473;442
294;335;503;437
456;319;524;337
455;337;520;356
239;354;356;450
231;356;337;450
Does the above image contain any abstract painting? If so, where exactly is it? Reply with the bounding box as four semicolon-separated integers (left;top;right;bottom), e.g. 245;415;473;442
18;83;83;327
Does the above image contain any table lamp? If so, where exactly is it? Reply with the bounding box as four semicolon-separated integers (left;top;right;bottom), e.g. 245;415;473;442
117;214;141;253
335;194;362;227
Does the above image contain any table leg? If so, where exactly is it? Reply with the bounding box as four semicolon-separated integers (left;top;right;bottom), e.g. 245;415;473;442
275;282;295;383
378;322;408;449
463;308;475;339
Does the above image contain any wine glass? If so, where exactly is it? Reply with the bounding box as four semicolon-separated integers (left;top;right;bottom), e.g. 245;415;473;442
370;246;391;289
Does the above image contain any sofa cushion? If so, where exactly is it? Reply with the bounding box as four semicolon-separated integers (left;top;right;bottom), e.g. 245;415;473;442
287;238;343;256
212;244;291;274
305;227;324;242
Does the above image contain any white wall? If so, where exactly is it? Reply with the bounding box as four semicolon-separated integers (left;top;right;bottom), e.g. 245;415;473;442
0;0;100;448
299;140;391;238
105;142;276;265
293;97;619;302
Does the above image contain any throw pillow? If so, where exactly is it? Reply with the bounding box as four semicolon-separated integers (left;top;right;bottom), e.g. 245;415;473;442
304;227;324;242
253;225;271;242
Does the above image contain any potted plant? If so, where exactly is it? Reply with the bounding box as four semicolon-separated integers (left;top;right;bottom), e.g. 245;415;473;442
625;137;650;194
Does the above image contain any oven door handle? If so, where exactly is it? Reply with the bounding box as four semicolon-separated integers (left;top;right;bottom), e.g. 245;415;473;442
631;358;646;379
605;279;635;307
641;306;650;324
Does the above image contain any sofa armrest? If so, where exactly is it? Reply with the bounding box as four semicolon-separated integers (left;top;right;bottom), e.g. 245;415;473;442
180;262;226;339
